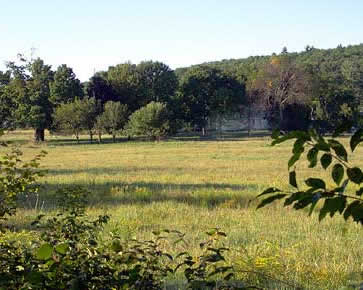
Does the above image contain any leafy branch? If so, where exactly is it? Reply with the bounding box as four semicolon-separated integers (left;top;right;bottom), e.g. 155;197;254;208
256;126;363;224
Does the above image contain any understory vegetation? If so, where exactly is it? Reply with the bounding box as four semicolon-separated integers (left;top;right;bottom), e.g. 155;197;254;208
1;130;362;289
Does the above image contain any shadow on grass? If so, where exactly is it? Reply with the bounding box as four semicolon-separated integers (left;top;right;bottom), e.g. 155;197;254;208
41;131;271;147
46;136;132;146
46;165;212;176
18;180;258;212
171;130;271;142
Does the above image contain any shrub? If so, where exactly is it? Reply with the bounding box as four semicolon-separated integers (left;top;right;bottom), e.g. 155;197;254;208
97;101;128;143
0;130;46;228
125;101;170;140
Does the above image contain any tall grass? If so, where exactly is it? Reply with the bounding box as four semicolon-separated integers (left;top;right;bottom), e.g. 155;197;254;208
2;130;363;289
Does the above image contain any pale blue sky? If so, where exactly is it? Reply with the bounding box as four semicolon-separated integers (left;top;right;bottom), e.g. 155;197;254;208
1;0;362;81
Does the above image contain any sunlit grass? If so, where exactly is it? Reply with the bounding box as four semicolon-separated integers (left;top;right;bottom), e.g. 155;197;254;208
2;130;363;289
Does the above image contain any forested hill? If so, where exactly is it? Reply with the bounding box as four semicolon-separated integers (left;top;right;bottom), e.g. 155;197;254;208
175;43;363;80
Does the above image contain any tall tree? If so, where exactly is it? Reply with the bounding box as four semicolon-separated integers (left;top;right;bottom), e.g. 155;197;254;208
254;55;311;129
107;63;142;112
98;101;129;142
18;58;54;141
78;97;100;142
53;99;83;143
0;70;14;129
50;64;83;105
5;57;54;141
179;66;245;135
85;71;114;105
137;61;178;105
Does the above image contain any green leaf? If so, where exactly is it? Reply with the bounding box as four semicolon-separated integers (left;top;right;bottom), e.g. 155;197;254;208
271;131;309;146
309;199;319;216
347;167;363;184
284;192;304;207
319;197;347;221
328;139;348;162
315;138;331;152
271;129;281;140
305;178;326;190
257;194;287;209
343;200;363;224
55;243;69;255
350;128;363;152
257;187;282;197
293;193;315;210
308;195;320;216
293;138;305;154
36;243;53;260
27;271;43;284
332;164;344;185
289;171;298;188
288;152;302;169
307;147;318;168
320;153;332;169
356;187;363;196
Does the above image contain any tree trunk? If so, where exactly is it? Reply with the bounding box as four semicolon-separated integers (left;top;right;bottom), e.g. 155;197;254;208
89;131;93;143
98;132;102;143
76;133;79;144
248;106;251;137
202;127;206;136
34;128;45;142
279;105;284;128
112;134;116;143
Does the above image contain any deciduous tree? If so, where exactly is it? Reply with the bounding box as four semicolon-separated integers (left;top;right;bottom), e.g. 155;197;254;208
98;101;128;142
179;67;245;135
125;101;170;140
50;64;83;105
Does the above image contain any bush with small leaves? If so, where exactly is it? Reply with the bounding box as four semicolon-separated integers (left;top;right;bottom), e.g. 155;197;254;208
125;101;171;141
0;130;46;229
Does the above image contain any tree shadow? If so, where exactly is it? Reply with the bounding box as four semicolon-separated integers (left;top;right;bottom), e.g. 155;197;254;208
171;130;271;142
18;180;258;212
43;130;272;146
46;136;133;146
46;166;205;176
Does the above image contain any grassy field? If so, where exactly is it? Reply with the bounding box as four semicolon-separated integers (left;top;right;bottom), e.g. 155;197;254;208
2;130;363;289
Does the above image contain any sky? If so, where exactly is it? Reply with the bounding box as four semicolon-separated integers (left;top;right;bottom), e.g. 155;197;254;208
1;0;362;81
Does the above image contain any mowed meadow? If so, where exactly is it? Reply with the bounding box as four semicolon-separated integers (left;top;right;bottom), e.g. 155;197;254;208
2;130;363;289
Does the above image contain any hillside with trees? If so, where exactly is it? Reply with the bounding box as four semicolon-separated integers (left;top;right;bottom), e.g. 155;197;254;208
0;44;362;142
176;43;363;131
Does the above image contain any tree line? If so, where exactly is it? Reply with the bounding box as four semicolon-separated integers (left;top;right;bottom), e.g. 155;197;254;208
0;43;362;142
177;44;363;132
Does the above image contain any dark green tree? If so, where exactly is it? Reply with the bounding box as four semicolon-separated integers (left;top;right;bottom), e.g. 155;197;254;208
50;64;83;105
85;71;114;105
79;97;100;142
178;66;245;135
137;61;178;105
107;63;142;112
53;98;83;143
0;70;14;129
24;58;54;142
98;101;128;143
125;101;170;140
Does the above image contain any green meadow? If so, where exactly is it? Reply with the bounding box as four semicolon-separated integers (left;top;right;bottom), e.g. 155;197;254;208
2;130;363;289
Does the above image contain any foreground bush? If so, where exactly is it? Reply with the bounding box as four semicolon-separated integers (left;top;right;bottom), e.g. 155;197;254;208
0;186;240;289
